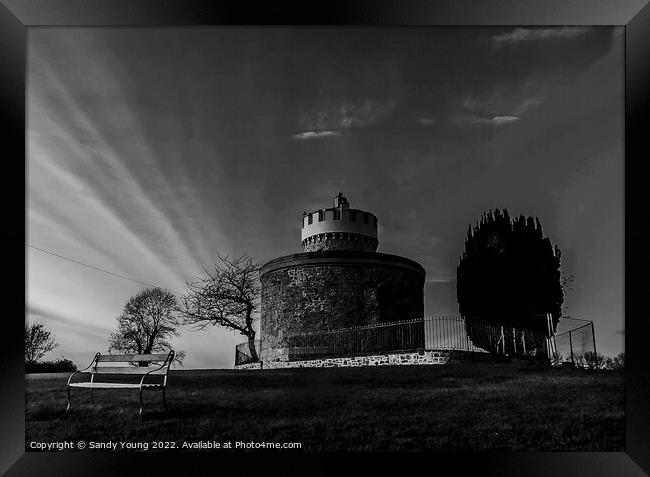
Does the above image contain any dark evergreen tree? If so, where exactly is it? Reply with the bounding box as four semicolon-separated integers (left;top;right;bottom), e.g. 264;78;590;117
457;209;564;354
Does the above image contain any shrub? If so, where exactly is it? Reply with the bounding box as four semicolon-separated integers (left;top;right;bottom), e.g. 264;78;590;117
551;351;564;366
25;358;77;374
611;352;625;370
582;351;607;370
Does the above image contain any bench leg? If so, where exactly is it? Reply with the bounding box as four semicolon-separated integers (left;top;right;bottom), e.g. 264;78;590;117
66;386;71;412
139;388;144;417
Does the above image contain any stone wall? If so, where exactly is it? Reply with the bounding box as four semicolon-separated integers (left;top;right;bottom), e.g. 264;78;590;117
235;350;450;370
260;251;425;352
302;232;378;252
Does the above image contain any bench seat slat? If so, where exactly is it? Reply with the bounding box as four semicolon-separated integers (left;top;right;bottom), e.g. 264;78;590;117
69;382;162;389
90;366;168;375
97;354;170;362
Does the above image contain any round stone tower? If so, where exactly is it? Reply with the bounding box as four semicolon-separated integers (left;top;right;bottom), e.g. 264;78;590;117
260;194;426;359
301;193;379;252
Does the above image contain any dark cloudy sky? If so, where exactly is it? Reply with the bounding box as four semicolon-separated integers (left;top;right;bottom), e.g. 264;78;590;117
27;27;623;368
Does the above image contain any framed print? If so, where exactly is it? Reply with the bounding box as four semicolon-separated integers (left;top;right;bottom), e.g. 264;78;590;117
2;0;649;475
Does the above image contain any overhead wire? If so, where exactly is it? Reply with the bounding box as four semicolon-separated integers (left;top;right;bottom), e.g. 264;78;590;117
26;243;185;296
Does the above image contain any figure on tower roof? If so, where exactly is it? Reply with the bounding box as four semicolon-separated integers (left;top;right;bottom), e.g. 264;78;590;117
334;192;349;209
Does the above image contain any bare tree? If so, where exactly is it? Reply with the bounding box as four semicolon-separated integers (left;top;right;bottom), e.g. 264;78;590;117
179;254;262;361
25;322;57;363
109;288;185;365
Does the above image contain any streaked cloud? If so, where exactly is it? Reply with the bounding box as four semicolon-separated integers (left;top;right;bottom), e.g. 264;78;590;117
27;304;112;337
454;114;520;127
492;27;590;47
294;99;396;139
455;93;543;128
291;130;341;140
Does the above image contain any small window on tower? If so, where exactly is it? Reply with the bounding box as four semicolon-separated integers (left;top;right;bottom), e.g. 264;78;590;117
308;214;313;225
374;217;378;227
318;210;324;221
334;210;341;220
350;211;356;221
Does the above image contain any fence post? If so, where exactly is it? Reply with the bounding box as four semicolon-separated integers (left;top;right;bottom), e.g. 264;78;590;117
546;313;553;360
500;326;505;355
569;330;574;366
512;327;516;355
591;321;597;357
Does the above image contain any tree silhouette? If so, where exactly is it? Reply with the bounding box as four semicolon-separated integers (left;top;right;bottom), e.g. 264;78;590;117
109;288;184;365
179;254;262;362
457;209;564;353
25;322;57;364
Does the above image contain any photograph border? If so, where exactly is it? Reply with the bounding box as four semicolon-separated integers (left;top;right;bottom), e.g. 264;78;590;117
2;0;649;474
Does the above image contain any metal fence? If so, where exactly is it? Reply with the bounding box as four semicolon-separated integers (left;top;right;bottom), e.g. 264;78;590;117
234;315;596;366
551;317;597;365
283;318;425;360
464;314;554;358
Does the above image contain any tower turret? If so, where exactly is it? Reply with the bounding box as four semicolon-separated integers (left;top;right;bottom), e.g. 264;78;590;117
300;194;378;252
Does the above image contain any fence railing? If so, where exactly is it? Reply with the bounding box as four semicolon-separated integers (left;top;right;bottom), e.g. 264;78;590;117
283;318;425;360
551;319;597;365
234;315;596;366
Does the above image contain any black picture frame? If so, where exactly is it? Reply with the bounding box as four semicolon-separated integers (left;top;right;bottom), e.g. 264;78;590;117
2;0;649;475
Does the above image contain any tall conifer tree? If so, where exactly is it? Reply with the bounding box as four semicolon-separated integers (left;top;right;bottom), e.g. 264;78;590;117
457;209;564;353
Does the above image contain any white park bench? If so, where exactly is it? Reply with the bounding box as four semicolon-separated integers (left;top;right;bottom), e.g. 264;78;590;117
66;351;175;416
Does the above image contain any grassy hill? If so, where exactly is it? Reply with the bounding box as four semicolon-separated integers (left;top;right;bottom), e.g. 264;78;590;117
25;361;624;451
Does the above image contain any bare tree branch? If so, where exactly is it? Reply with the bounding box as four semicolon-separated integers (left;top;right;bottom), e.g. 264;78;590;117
178;253;262;360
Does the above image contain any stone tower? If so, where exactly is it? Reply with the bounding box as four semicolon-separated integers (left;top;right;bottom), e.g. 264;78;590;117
301;193;379;252
260;194;426;359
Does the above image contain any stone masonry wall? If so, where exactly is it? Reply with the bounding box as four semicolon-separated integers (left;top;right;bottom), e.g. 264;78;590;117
235;350;450;370
260;258;424;352
302;232;378;252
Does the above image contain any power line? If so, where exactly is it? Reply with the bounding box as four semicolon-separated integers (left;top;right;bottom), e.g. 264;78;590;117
26;243;184;296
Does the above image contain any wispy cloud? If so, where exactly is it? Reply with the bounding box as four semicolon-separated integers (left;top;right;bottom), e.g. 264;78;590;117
455;93;543;128
416;117;436;126
292;99;395;140
454;114;520;127
291;130;342;140
27;304;112;338
492;27;590;47
462;94;543;116
474;115;520;126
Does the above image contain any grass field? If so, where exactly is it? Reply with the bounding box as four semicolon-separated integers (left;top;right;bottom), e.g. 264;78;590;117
25;361;624;451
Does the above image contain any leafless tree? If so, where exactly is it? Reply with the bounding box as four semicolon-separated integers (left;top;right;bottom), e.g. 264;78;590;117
25;322;57;363
179;253;262;361
109;287;185;365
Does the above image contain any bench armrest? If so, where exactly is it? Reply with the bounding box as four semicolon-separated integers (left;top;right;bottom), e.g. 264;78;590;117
138;363;167;388
67;352;100;387
138;351;174;388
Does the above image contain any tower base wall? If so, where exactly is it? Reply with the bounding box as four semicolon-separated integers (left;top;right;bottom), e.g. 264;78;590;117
259;251;425;351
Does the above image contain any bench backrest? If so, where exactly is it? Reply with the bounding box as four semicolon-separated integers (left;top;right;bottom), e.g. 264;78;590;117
90;351;175;375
